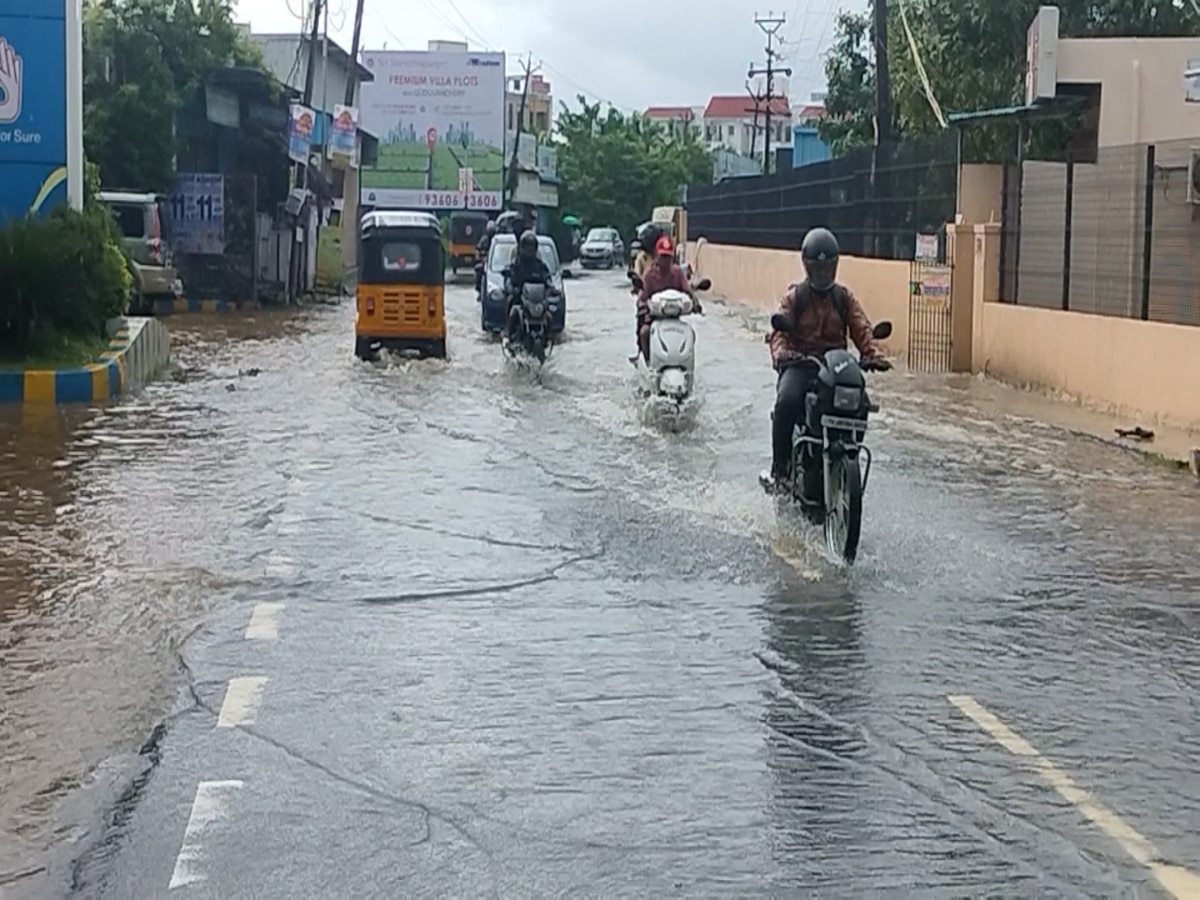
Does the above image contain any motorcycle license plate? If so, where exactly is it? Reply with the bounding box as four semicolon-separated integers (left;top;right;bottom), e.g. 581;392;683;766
821;415;867;432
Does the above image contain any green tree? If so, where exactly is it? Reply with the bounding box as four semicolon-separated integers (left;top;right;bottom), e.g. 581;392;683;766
83;0;270;190
553;97;712;237
820;0;1200;156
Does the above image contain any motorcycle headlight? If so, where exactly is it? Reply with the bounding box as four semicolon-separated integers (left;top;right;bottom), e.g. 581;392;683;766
526;302;545;318
833;386;862;412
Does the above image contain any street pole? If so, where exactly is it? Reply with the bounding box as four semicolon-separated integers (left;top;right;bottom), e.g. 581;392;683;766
872;0;893;254
504;56;536;211
343;0;365;106
748;12;791;175
290;0;323;304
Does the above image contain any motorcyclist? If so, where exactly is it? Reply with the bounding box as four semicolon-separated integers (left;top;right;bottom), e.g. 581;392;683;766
474;220;497;297
629;234;700;364
762;227;891;496
503;229;552;340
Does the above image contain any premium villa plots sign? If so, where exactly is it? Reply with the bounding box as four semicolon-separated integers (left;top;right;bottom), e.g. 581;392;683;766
358;50;505;210
0;0;83;220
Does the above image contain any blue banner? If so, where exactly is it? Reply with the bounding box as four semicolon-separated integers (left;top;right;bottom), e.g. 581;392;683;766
0;1;68;221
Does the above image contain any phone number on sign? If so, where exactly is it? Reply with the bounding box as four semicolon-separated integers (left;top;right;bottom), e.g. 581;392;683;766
420;192;499;209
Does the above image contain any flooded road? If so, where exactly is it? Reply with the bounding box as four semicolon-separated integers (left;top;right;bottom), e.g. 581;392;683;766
2;277;1199;897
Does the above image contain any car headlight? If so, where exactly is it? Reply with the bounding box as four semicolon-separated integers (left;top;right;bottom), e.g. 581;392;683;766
488;288;504;301
832;386;862;412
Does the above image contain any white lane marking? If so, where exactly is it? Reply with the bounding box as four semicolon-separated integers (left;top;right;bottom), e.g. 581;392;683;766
263;552;295;578
216;676;268;728
169;780;244;888
244;602;284;640
948;694;1200;899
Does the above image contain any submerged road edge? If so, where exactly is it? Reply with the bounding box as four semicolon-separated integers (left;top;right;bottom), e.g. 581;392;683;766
947;694;1200;899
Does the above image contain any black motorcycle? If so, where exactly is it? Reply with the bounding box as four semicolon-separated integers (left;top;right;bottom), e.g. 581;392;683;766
762;317;893;564
504;279;559;363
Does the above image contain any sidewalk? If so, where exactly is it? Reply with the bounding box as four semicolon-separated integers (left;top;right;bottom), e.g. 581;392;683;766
898;370;1200;476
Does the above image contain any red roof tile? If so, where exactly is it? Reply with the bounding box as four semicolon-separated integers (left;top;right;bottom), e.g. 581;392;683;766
644;106;695;119
704;94;790;119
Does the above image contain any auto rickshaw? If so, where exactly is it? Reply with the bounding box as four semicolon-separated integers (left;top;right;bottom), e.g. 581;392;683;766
448;210;488;275
355;210;446;360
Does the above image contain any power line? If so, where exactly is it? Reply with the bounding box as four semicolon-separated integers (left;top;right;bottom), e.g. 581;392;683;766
748;11;792;174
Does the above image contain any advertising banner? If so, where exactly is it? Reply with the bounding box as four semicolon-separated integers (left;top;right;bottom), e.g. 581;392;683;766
359;50;505;211
169;173;225;254
329;103;358;167
0;1;69;220
288;104;314;165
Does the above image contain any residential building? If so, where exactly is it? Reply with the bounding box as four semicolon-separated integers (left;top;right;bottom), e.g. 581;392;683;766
643;106;703;138
702;94;792;165
506;73;553;136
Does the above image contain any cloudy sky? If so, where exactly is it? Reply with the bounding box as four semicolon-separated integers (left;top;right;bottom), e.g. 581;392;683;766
234;0;862;113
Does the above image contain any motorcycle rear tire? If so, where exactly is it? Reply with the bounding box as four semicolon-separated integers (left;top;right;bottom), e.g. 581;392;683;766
824;454;863;564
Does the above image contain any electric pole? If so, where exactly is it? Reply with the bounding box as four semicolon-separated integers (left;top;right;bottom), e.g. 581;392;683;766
748;12;791;175
744;85;764;161
289;0;324;305
504;55;539;210
872;0;892;255
343;0;365;106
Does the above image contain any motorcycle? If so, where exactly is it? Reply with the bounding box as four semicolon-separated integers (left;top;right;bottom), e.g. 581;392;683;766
627;272;712;424
759;316;893;564
502;276;560;364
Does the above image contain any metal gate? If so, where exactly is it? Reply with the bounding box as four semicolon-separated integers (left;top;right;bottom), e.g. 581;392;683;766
907;260;953;372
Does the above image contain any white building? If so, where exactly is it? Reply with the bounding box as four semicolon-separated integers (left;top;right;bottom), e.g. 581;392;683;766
702;94;792;164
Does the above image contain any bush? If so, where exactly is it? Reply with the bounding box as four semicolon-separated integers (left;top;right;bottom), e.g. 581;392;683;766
0;204;131;359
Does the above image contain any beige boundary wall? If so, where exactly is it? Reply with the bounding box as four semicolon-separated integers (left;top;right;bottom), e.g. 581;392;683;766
686;239;912;360
688;230;1200;434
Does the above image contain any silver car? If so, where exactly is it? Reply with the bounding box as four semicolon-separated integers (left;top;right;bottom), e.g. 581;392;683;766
579;227;624;269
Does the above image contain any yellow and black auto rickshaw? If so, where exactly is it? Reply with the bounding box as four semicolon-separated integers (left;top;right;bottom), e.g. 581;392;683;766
355;210;446;360
448;210;489;275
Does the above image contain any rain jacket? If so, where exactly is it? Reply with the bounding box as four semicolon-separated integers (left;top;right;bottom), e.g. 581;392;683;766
768;281;880;363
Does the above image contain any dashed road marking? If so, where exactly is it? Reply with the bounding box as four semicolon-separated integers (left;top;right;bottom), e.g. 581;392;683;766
216;676;268;728
169;780;243;888
948;694;1200;899
244;602;284;640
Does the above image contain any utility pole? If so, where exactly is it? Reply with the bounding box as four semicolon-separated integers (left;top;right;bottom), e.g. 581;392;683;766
289;0;323;304
504;55;538;210
744;85;764;162
748;12;791;175
343;0;365;106
872;0;893;255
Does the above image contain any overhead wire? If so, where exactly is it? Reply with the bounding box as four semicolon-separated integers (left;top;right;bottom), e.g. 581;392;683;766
896;0;947;127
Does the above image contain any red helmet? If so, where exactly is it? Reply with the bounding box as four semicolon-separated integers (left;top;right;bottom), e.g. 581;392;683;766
654;235;673;256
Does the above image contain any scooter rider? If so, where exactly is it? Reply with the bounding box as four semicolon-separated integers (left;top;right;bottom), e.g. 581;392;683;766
629;234;700;364
763;227;891;495
474;219;497;297
503;229;552;340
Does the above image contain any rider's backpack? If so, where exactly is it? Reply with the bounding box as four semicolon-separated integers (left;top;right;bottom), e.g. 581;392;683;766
789;281;848;332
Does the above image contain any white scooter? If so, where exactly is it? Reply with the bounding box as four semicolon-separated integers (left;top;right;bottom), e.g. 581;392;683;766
628;272;712;425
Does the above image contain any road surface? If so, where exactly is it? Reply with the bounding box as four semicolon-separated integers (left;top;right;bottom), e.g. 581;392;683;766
2;276;1199;898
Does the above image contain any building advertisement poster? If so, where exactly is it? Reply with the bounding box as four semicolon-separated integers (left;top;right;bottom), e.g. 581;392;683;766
359;50;505;211
168;173;224;254
0;0;69;221
329;103;358;167
288;104;314;165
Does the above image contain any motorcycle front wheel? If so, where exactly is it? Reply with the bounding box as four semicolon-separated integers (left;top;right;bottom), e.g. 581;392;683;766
824;453;863;564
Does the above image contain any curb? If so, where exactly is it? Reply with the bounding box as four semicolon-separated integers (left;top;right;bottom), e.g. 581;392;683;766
153;297;259;315
0;317;171;404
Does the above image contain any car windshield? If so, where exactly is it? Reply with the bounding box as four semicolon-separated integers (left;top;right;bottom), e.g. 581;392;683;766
488;240;560;274
585;228;612;241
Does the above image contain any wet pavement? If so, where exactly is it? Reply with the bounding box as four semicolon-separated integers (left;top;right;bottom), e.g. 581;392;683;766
1;275;1199;897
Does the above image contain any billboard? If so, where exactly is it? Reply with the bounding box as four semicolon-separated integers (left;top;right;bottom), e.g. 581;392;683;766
359;50;505;211
0;0;78;220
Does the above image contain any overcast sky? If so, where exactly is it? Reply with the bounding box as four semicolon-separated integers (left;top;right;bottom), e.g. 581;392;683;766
234;0;862;113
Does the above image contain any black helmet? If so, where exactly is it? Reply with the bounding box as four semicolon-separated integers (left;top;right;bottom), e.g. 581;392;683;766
800;227;839;293
518;229;538;260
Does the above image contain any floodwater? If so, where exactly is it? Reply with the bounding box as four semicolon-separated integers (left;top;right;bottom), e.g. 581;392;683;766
1;277;1198;897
